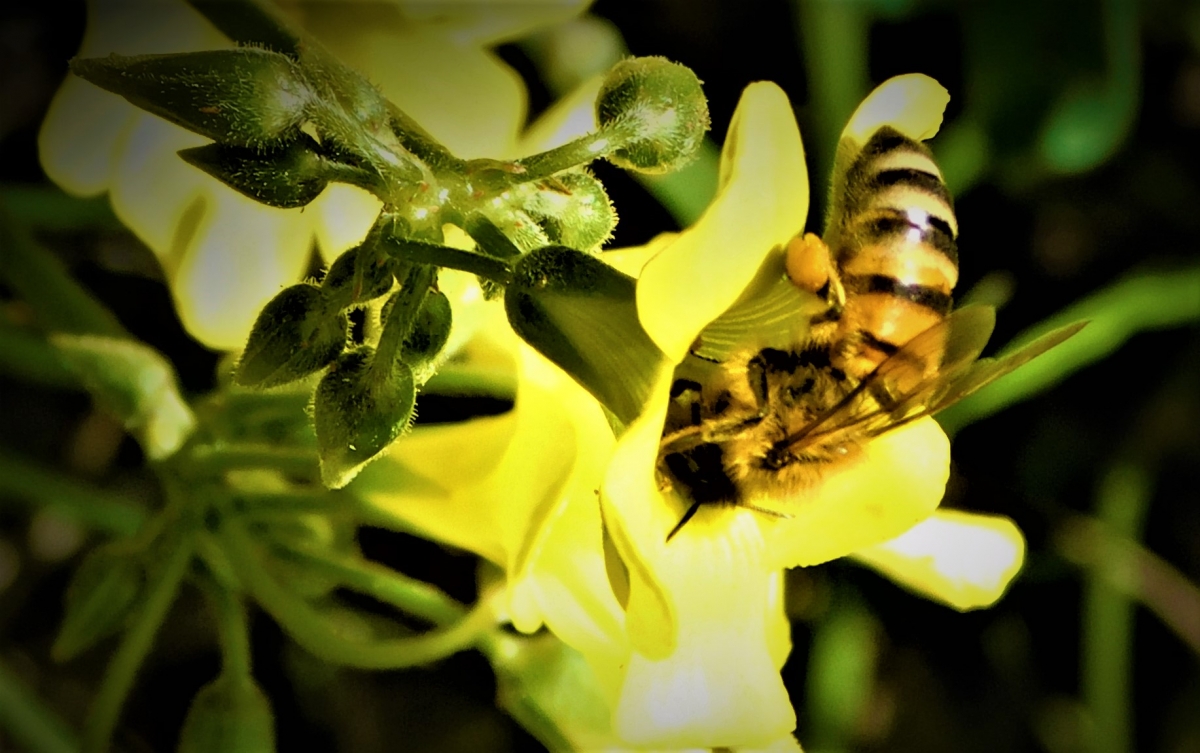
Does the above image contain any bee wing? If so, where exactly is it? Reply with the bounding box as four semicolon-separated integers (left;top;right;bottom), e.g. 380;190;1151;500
916;319;1088;417
784;306;998;452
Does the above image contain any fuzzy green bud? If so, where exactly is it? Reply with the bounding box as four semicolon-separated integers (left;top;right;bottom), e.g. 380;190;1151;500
179;139;351;209
313;347;416;488
525;170;616;252
72;48;312;148
399;288;453;381
320;242;396;309
235;284;347;388
505;245;667;425
177;674;276;753
595;56;710;174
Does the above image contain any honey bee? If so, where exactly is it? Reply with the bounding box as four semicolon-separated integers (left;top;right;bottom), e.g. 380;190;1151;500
657;125;1084;541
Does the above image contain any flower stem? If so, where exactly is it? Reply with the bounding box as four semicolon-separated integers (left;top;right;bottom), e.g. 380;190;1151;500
266;537;467;626
0;451;145;536
208;582;253;680
82;530;195;753
0;658;79;753
511;125;633;183
382;236;514;285
220;521;498;669
1079;463;1151;753
374;264;435;371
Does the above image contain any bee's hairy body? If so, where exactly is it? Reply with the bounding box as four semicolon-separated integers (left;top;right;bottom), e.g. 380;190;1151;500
658;126;966;537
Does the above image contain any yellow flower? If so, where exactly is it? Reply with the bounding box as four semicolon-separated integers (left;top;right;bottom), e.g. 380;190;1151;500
38;0;587;350
355;74;1027;749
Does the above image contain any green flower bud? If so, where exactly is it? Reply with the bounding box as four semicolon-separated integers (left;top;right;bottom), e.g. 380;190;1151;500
177;674;276;753
179;139;368;209
504;245;668;426
595;56;710;174
320;242;395;310
525;170;616;252
400;288;453;381
52;547;144;662
235;284;347;388
314;347;416;488
72;48;313;148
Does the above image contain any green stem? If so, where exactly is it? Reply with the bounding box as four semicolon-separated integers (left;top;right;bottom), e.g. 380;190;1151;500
0;658;80;753
82;531;195;753
185;0;302;56
267;537;467;626
0;451;146;536
184;443;320;480
209;582;253;680
382;236;513;285
374;264;435;370
1080;464;1151;753
938;265;1200;433
0;321;79;388
0;201;126;338
221;522;498;669
795;0;869;222
511;125;635;183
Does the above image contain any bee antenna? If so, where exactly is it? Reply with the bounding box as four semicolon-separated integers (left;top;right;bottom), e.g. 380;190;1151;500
665;502;703;542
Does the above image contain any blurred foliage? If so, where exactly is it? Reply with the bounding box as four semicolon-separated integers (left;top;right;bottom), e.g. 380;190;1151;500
2;0;1199;752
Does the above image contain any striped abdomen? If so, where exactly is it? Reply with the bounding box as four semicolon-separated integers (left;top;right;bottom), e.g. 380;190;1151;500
825;126;960;380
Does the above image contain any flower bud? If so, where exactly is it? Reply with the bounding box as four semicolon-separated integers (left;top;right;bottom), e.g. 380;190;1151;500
595;57;710;174
179;140;347;210
399;288;453;382
313;347;416;488
525;170;616;252
505;245;667;425
321;242;396;310
72;48;312;148
177;674;275;753
235;284;347;388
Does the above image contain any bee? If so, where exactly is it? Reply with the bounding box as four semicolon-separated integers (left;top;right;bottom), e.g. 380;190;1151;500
657;125;1084;541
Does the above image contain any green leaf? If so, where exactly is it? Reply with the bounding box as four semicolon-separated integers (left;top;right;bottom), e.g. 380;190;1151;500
53;547;144;662
50;333;196;460
72;49;312;148
235;284;347;388
313;347;416;488
177;674;276;753
505;245;668;426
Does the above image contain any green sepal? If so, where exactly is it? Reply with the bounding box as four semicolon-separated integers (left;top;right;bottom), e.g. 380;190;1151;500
595;56;710;174
320;241;395;310
49;333;196;459
52;547;144;662
177;673;276;753
504;245;668;426
399;288;452;381
235;285;347;388
71;49;312;148
179;140;355;209
525;171;616;252
313;347;416;488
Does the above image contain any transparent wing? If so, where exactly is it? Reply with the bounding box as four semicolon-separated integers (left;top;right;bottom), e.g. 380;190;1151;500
782;305;998;453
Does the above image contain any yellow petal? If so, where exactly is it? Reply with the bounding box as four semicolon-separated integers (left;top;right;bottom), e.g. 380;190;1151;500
613;515;796;749
763;417;951;569
308;184;383;262
841;73;950;146
395;0;593;47
637;82;809;361
850;509;1026;611
38;0;229;195
309;7;526;158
